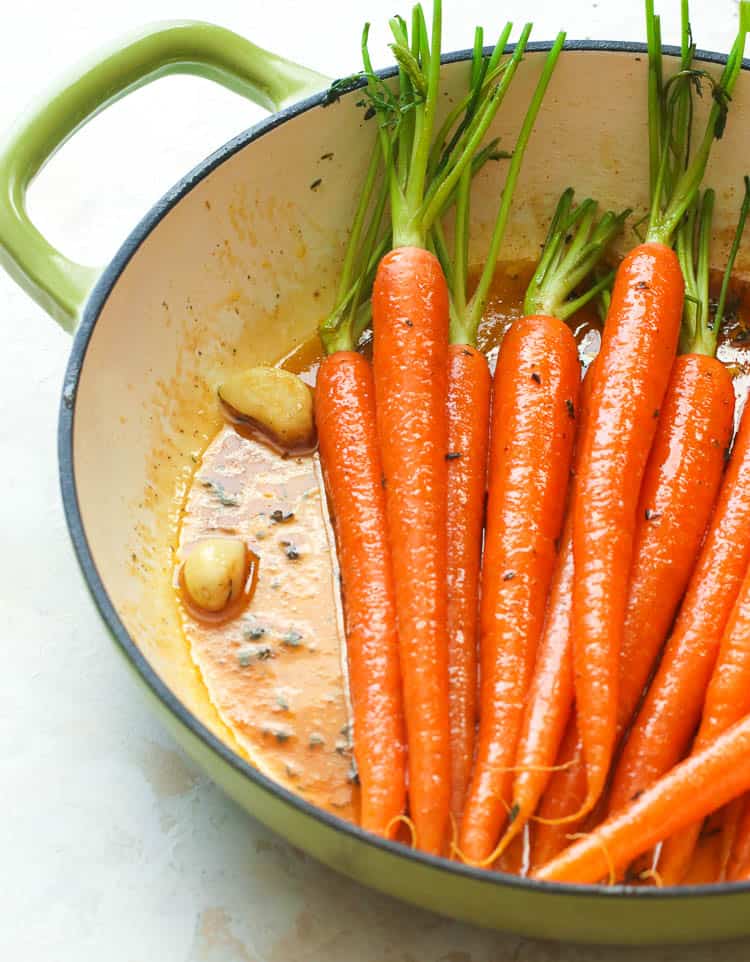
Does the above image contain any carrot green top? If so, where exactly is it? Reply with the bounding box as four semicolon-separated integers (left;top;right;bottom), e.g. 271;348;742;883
677;179;750;357
645;0;749;247
523;189;629;322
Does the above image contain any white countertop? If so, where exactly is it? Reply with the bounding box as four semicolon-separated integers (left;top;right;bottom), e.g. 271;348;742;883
2;1;749;958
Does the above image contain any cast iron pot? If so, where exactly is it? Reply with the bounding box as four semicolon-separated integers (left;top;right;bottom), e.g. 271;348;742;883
2;20;750;945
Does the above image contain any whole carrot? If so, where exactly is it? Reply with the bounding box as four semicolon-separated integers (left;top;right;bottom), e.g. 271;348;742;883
315;144;405;837
534;713;750;885
364;1;537;853
609;181;750;819
613;190;736;743
728;797;750;880
571;0;748;816
483;194;627;860
530;719;589;870
316;354;406;835
457;312;580;864
445;343;490;817
611;398;750;801
432;26;564;820
657;562;750;883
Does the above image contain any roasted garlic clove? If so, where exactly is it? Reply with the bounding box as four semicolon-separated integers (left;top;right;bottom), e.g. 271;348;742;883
219;367;315;452
183;538;246;612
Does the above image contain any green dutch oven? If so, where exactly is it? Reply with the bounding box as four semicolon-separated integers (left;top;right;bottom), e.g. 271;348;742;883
2;20;750;944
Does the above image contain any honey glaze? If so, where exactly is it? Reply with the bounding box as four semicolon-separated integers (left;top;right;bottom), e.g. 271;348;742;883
174;260;750;824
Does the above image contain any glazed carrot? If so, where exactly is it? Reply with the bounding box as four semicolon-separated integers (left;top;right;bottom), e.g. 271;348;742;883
572;241;683;814
316;354;406;835
609;182;750;819
364;4;564;851
433;27;564;820
657;562;750;883
718;799;744;882
613;189;742;741
530;719;589;870
445;342;490;816
363;2;481;852
314;138;405;836
728;797;750;880
614;350;734;736
457;313;580;864
534;713;750;885
610;399;750;812
372;247;450;854
487;198;627;859
570;0;748;817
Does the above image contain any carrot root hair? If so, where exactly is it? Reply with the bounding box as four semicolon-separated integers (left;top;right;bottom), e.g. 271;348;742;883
532;795;596;827
566;832;616;886
489;761;576;776
638;868;664;888
385;814;418;849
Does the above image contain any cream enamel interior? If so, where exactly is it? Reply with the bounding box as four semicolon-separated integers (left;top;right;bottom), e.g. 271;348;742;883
72;48;750;776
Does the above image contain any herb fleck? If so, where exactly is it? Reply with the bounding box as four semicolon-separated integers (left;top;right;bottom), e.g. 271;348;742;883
201;478;240;507
348;758;360;784
503;570;516;581
310;178;322;191
243;624;266;640
445;451;462;461
309;732;325;747
320;151;334;160
645;508;662;521
271;509;295;524
531;372;542;384
507;802;520;825
238;643;273;666
281;540;300;560
565;399;576;420
283;629;303;647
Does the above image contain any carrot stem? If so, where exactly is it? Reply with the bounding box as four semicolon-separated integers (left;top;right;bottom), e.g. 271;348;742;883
523;189;629;321
462;32;565;341
645;1;749;245
714;176;750;335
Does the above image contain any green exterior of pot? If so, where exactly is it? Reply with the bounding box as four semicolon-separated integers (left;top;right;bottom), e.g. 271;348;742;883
0;20;328;330
5;19;750;944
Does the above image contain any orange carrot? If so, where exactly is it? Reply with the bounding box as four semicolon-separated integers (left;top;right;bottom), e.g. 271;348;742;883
434;25;562;822
610;400;750;810
507;357;600;851
615;351;734;735
530;719;589;870
534;713;750;885
572;241;684;815
457;314;580;864
315;353;407;835
363;3;546;854
728;796;750;880
657;561;750;883
446;344;490;817
609;176;750;820
569;0;748;819
372;246;451;854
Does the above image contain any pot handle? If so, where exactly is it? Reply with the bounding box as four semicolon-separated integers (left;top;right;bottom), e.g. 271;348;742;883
0;21;330;331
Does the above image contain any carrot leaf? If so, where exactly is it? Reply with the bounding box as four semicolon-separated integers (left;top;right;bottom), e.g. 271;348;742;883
523;189;629;322
646;0;749;246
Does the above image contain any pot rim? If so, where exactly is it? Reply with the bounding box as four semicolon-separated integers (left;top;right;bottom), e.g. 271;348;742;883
58;39;750;901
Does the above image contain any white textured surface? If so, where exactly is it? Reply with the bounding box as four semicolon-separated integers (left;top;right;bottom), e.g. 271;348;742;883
1;1;748;958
